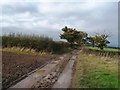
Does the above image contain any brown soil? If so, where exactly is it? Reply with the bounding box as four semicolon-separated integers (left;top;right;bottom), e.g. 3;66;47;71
2;51;56;89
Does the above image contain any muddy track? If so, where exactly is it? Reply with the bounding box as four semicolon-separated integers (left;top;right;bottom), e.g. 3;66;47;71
52;49;81;88
9;48;81;89
5;57;56;89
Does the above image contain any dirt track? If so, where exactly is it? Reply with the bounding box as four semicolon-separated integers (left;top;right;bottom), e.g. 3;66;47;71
9;49;81;89
52;49;81;88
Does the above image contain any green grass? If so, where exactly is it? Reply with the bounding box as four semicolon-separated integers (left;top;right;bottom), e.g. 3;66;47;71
86;46;118;52
72;52;118;88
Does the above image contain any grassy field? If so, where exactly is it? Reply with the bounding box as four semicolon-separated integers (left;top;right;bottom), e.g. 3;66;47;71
72;52;118;88
86;46;119;52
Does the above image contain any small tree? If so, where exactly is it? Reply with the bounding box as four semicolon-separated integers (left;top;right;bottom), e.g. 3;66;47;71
94;34;110;50
60;26;87;48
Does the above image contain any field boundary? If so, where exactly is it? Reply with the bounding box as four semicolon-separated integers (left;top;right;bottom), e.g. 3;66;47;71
83;48;120;57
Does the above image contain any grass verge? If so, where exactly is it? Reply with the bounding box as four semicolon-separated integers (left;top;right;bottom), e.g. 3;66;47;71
72;51;118;88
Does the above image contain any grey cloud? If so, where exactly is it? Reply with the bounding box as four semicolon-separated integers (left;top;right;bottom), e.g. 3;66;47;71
2;2;38;15
1;2;118;47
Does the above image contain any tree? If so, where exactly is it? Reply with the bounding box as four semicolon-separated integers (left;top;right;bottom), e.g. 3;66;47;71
93;34;110;50
60;26;87;48
87;37;95;47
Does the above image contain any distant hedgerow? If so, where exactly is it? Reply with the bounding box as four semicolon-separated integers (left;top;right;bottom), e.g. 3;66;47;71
2;33;67;53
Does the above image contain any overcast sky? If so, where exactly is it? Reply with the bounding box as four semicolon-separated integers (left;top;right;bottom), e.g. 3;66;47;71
0;0;119;47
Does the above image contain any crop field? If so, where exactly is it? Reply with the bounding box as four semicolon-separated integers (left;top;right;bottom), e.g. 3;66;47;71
72;51;118;88
2;50;56;88
86;46;119;52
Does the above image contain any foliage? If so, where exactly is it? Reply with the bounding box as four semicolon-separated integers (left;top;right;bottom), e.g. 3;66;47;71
93;34;110;50
60;26;87;48
86;37;95;47
2;33;66;53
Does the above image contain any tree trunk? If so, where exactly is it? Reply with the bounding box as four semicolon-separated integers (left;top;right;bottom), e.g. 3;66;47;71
100;47;103;50
92;41;95;47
